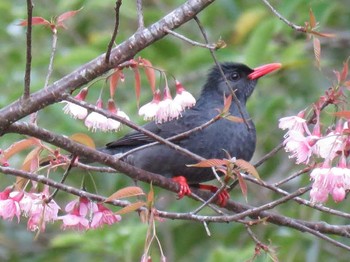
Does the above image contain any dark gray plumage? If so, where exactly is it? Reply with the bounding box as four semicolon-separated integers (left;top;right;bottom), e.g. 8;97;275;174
100;62;281;184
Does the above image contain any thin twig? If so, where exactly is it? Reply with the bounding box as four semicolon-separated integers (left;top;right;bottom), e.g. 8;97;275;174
45;155;77;203
254;142;284;167
242;173;350;219
136;0;144;30
119;113;222;159
64;95;205;162
23;0;33;99
164;28;217;49
261;0;306;32
44;30;58;88
193;16;251;130
273;166;312;187
192;184;227;214
105;0;123;64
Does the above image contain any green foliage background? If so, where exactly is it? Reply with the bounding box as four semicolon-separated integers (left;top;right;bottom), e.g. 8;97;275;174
1;0;350;261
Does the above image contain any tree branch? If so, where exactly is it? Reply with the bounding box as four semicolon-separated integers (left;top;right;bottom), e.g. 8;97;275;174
23;0;33;99
0;0;215;134
105;0;123;64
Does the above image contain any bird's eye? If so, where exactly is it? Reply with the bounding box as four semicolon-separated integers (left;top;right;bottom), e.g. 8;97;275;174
230;72;240;81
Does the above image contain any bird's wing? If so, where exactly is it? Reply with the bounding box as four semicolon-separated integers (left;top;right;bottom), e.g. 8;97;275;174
106;109;207;148
106;121;161;147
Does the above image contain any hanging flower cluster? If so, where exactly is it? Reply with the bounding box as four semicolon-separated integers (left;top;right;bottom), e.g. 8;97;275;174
139;80;196;124
62;88;130;133
62;58;196;131
279;61;350;203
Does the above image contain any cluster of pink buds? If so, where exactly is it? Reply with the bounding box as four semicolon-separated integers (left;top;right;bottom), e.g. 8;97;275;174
58;197;121;230
62;88;130;132
279;109;350;203
138;81;196;124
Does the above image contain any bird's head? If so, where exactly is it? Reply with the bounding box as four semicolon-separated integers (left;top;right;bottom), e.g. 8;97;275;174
201;62;281;103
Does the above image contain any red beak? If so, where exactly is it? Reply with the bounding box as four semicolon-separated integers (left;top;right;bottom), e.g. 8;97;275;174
248;63;282;80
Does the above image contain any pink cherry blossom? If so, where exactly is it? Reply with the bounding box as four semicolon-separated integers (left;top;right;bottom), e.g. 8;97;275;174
173;81;196;110
84;99;109;132
0;189;23;222
90;203;121;229
21;189;60;232
310;167;331;203
310;158;350;203
63;103;88;120
106;99;130;132
59;207;90;230
59;197;93;230
283;130;318;164
278;110;309;135
138;90;161;121
155;87;182;124
62;88;89;119
313;132;345;161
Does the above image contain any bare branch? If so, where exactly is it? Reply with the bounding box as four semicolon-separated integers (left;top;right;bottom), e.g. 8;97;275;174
105;0;123;64
119;112;222;160
44;30;58;88
136;0;144;30
194;16;252;131
0;0;216;134
261;0;306;32
23;0;33;99
164;28;217;49
64;95;204;162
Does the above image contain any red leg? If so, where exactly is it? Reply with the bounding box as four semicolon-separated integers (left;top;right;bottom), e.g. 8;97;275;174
199;184;230;207
172;176;191;199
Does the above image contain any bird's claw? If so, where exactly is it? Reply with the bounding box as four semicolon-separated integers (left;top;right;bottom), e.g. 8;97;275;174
217;189;230;207
199;184;230;207
172;176;192;199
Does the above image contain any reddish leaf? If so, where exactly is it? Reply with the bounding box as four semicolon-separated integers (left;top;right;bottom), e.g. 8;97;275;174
17;146;42;190
56;8;82;28
334;70;341;84
70;133;95;149
225;115;243;123
147;183;154;209
115;201;146;215
21;146;42;172
340;58;349;83
19;17;50;26
222;94;232;114
187;159;228;168
333;111;350;119
309;8;317;28
3;138;41;160
313;37;321;69
109;69;122;98
309;30;336;38
132;66;141;107
140;58;156;93
344;80;350;88
235;170;247;201
235;159;260;180
105;186;145;202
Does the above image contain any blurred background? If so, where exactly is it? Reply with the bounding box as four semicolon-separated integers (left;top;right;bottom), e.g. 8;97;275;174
1;0;350;261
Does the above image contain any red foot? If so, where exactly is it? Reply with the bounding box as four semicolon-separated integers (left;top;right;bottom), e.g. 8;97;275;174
172;176;191;199
199;184;230;207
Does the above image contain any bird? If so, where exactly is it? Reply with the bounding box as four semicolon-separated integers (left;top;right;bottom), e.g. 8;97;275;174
100;62;281;206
